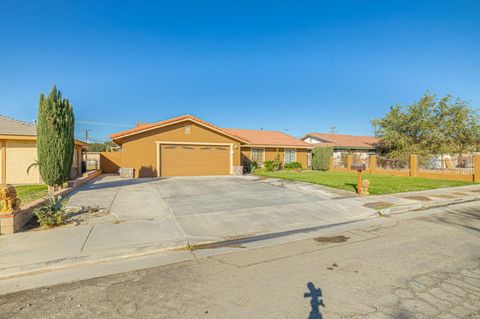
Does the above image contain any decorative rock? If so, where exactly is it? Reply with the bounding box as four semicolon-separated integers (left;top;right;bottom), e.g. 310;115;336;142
118;167;135;178
232;166;243;176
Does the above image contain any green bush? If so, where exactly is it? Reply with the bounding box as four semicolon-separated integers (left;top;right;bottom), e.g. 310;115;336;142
284;162;302;170
34;195;69;228
264;160;280;172
312;146;333;171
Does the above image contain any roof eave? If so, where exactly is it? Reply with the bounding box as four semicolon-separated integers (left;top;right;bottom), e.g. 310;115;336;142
110;117;249;144
241;144;313;149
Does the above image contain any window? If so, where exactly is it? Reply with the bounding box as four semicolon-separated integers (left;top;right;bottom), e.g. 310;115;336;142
251;148;264;165
284;149;296;164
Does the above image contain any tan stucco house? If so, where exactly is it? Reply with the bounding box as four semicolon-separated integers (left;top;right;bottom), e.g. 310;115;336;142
0;115;88;184
107;114;312;178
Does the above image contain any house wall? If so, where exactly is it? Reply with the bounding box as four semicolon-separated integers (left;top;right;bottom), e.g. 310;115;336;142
240;147;309;169
0;140;4;184
118;120;242;178
70;146;84;179
5;140;41;184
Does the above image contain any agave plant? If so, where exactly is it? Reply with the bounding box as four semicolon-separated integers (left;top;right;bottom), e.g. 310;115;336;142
34;195;69;228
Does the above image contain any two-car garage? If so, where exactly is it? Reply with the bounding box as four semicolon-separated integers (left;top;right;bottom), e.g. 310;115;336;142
159;143;232;176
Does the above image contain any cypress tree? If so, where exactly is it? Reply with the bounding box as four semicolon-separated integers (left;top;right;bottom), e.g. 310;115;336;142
37;86;75;190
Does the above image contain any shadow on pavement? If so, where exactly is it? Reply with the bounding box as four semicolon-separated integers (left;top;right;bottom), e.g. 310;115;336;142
425;205;480;232
70;176;161;193
304;282;324;319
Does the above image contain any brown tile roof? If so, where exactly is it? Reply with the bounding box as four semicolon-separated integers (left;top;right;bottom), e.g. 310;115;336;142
109;114;249;143
223;128;311;147
0;115;36;136
110;114;310;148
306;133;378;149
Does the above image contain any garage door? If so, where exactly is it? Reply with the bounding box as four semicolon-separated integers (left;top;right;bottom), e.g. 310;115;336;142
160;144;231;176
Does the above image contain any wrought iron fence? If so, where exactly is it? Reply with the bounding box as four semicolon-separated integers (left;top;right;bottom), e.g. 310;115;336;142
418;155;474;175
376;156;409;170
333;156;347;168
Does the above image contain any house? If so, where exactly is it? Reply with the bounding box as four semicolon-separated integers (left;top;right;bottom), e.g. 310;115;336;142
302;132;378;163
0;115;88;184
107;114;311;178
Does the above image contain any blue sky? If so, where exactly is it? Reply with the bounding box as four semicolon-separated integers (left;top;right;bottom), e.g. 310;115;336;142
1;1;479;142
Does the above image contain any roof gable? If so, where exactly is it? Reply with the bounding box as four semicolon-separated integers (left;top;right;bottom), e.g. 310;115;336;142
109;114;249;143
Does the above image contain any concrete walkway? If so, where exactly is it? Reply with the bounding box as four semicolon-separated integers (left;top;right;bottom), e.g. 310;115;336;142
1;175;479;279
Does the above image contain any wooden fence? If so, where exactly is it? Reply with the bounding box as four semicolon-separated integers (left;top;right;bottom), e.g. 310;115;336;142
330;154;480;183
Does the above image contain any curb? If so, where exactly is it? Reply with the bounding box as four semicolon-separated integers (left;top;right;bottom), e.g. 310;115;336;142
0;240;189;281
378;194;480;216
0;216;379;281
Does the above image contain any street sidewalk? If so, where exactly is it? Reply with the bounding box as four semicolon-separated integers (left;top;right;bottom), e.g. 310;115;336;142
0;182;479;283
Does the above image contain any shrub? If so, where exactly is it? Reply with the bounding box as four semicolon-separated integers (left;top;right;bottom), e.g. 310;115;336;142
34;195;69;228
312;146;333;171
264;160;280;172
284;162;302;170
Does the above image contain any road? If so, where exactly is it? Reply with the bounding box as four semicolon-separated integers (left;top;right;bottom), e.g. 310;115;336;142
1;201;480;318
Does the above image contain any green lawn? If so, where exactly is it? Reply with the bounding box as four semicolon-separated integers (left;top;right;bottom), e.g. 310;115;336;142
3;185;48;208
255;170;474;195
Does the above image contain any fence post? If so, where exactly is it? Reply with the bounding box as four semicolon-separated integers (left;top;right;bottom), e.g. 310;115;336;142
410;155;418;177
474;155;480;183
369;155;376;174
347;154;353;170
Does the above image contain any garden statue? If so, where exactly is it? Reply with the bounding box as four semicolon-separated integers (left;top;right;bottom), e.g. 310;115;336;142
361;179;370;196
0;184;21;213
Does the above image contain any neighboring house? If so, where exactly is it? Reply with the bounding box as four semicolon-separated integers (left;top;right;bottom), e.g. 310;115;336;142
0;115;88;184
108;114;311;178
302;132;378;164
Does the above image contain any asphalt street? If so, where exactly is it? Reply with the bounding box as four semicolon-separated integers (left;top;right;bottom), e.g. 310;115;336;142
1;201;479;318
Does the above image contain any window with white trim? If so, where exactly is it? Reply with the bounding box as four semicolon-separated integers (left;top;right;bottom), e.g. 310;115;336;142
251;148;264;165
284;149;296;164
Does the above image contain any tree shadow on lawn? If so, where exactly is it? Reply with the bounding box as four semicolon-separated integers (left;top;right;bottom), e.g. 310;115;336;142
345;183;358;193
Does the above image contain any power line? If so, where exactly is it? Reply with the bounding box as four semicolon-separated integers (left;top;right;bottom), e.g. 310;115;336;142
77;120;132;128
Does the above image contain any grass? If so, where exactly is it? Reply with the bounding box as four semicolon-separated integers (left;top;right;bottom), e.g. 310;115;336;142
5;185;48;207
255;170;474;195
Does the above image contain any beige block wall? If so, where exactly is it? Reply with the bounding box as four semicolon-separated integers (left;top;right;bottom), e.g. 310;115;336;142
6;140;41;184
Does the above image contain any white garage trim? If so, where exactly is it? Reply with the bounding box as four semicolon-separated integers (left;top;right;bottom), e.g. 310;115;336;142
155;141;234;177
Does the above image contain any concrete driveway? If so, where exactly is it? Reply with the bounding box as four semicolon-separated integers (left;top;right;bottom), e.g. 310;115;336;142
65;175;373;251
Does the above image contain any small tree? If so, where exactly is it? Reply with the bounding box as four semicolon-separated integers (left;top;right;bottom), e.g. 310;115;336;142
37;86;75;192
312;146;333;171
88;141;117;152
372;92;480;159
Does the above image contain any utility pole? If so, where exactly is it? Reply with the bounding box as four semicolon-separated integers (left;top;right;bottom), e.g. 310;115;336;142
82;129;91;143
330;126;337;134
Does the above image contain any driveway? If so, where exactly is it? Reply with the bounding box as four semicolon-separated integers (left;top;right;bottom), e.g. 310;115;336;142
65;175;373;251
